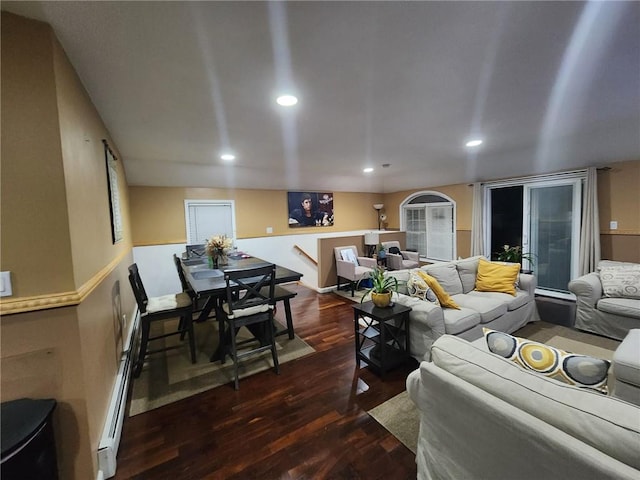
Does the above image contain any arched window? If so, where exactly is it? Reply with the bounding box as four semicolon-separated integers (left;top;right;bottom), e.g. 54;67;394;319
400;191;456;261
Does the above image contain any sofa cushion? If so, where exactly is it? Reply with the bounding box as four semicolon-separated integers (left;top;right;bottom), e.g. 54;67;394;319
466;290;531;311
443;308;480;335
483;329;610;393
597;297;640;319
417;271;460;309
600;265;640;299
423;262;464;295
452;294;508;324
456;256;483;293
430;335;640;471
475;258;520;296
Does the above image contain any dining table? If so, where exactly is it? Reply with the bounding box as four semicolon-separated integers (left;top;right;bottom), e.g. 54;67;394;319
181;253;303;360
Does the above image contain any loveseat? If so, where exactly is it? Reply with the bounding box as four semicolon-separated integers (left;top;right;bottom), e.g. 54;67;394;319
568;260;640;340
387;256;539;361
407;334;640;480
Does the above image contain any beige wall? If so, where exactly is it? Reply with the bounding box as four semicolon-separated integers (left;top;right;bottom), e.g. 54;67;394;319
129;186;384;245
0;13;75;296
1;13;135;480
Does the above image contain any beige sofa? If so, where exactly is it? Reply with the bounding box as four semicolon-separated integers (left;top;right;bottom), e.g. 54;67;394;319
568;260;640;340
407;335;640;480
388;256;539;361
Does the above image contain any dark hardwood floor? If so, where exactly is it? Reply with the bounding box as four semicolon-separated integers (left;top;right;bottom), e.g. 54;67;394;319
114;284;418;479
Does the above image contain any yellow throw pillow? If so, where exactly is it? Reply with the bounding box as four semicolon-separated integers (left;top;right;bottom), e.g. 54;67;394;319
475;258;520;296
416;271;460;309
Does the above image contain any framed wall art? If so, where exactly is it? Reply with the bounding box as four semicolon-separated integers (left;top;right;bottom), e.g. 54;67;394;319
103;139;123;243
288;191;334;227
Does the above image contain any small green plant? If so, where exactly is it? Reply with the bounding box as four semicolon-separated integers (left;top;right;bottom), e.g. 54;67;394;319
495;245;536;266
357;266;400;303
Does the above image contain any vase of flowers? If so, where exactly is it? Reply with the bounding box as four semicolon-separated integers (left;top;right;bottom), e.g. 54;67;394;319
205;234;233;268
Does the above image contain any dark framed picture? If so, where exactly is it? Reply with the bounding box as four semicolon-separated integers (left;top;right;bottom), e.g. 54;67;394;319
103;140;123;243
288;192;334;228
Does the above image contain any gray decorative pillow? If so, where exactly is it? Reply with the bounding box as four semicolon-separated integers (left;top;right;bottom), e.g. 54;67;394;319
600;266;640;299
483;328;610;394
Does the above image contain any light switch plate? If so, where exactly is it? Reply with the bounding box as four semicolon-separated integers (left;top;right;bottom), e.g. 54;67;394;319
0;271;12;297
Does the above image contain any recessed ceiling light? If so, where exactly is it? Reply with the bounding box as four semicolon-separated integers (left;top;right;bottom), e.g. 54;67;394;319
363;167;374;173
220;153;235;161
466;139;483;147
276;94;298;106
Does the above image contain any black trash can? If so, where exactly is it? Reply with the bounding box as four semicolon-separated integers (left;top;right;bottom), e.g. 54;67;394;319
1;398;59;480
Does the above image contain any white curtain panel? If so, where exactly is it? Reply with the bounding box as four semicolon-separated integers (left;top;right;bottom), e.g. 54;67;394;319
578;167;601;275
470;182;484;256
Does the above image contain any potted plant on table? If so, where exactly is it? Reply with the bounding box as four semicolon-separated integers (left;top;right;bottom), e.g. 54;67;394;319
358;266;399;308
495;245;536;272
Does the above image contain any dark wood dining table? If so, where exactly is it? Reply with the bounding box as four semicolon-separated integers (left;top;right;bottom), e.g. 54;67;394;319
181;254;303;360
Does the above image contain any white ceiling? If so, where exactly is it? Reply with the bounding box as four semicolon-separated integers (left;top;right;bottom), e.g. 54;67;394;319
3;1;639;193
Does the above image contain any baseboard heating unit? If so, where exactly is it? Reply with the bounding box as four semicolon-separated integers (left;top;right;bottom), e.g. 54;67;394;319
97;308;139;479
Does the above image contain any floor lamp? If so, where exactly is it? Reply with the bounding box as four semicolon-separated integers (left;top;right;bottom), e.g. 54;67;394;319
373;203;384;231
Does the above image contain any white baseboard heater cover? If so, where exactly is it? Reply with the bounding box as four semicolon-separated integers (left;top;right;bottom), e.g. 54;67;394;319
98;308;138;479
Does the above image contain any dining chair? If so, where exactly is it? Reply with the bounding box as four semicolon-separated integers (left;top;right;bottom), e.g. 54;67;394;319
216;264;278;390
173;254;213;320
128;263;197;378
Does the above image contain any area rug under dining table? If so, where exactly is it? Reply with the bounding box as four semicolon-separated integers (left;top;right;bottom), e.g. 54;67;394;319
129;318;315;416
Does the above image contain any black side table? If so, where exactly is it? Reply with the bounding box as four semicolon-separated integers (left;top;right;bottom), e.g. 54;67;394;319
352;301;412;377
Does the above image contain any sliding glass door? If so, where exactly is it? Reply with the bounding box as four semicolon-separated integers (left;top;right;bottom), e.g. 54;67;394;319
486;175;583;296
524;180;581;293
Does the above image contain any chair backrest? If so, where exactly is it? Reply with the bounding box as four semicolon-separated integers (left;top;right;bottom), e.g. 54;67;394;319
223;264;276;317
186;244;206;258
334;245;359;263
381;241;401;253
173;254;191;292
128;263;149;314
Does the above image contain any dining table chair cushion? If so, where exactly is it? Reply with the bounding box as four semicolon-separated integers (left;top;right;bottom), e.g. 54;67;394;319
222;302;272;319
146;292;191;313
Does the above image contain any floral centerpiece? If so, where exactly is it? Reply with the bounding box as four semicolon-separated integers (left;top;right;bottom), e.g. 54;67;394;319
206;234;233;267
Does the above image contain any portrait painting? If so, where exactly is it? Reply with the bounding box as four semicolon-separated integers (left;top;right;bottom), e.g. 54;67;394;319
288;192;334;228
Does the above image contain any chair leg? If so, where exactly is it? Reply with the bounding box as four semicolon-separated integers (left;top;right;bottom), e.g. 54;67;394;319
283;299;294;340
350;281;355;297
218;316;227;364
230;321;240;390
186;312;196;364
134;320;150;378
179;315;186;340
269;317;280;375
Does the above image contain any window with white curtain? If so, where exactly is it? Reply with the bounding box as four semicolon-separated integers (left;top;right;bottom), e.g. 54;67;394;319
401;192;456;261
184;200;236;244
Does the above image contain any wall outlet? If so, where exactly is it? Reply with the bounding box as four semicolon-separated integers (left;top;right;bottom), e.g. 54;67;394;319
610;221;618;230
266;227;273;234
0;271;12;297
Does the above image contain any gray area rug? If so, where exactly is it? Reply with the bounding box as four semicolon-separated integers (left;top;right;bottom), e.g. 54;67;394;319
367;322;620;454
129;319;315;416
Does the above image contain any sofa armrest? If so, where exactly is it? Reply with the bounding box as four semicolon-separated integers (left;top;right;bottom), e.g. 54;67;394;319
358;256;377;269
336;259;356;278
568;272;602;308
517;273;537;297
386;253;404;270
402;250;420;262
395;293;446;360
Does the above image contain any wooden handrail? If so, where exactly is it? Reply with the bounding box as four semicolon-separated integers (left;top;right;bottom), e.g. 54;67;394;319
293;244;317;265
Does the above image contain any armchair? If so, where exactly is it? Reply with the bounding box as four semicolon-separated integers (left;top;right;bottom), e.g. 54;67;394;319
334;246;377;296
568;260;640;340
381;241;420;270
